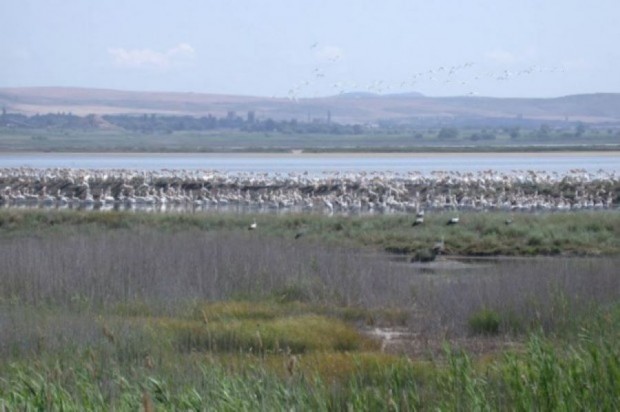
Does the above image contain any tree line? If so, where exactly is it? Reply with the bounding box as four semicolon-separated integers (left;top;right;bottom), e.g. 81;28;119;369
0;109;613;140
0;110;366;135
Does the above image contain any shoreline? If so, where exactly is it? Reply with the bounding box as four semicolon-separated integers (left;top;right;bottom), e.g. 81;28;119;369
1;150;619;158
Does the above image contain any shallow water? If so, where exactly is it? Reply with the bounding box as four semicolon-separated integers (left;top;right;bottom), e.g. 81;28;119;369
1;152;618;173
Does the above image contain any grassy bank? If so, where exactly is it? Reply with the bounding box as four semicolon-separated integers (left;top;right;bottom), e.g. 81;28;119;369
2;127;620;153
1;208;618;256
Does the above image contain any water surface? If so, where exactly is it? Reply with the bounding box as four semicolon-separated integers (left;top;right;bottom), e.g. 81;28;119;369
1;152;618;173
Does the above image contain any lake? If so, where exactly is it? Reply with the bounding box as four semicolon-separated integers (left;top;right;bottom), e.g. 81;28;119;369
1;152;618;173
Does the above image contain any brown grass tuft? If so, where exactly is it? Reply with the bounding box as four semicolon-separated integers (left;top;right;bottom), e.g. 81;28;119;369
286;354;298;376
102;324;115;344
142;391;155;412
144;354;154;369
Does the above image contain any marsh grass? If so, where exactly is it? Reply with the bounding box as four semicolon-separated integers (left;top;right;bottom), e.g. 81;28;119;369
162;314;378;354
1;215;619;343
1;209;620;409
1;209;618;256
1;305;620;410
468;308;501;336
2;328;620;410
195;300;408;328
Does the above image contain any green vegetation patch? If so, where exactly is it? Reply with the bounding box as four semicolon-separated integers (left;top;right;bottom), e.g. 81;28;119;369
468;308;501;335
1;209;619;257
157;314;379;354
194;300;407;327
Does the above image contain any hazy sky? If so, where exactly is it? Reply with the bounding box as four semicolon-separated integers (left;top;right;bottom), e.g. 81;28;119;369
1;0;618;98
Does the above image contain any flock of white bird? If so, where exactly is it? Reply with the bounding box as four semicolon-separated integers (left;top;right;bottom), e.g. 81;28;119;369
286;42;566;99
0;168;617;215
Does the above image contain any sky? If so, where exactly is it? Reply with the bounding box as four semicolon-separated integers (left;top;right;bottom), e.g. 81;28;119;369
1;0;619;99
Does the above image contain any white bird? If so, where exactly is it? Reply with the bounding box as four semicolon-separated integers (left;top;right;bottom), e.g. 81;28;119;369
248;219;257;230
323;198;334;213
447;216;460;225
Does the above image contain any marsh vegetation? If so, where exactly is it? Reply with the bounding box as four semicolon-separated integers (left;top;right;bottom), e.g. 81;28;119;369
1;125;619;153
1;209;619;409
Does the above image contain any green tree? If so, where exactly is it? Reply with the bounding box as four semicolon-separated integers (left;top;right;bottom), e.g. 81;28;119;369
537;124;551;138
508;127;520;139
438;127;459;139
575;122;587;137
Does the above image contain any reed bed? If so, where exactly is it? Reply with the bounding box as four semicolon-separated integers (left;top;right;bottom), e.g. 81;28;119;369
2;331;619;410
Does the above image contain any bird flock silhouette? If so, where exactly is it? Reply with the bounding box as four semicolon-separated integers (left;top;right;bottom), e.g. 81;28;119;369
282;42;567;100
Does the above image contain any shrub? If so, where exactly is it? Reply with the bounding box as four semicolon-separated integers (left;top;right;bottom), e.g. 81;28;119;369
468;308;500;335
438;127;459;139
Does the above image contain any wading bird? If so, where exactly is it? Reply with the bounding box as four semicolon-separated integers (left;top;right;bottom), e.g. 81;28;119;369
411;237;445;263
433;237;446;255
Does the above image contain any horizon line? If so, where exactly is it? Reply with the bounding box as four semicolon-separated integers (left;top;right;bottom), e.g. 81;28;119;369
1;85;618;100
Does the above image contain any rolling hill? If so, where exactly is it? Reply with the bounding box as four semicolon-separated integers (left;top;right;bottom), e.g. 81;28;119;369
1;87;619;125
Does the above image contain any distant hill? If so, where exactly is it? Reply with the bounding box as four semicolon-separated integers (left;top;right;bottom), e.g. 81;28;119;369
1;87;619;125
